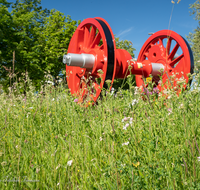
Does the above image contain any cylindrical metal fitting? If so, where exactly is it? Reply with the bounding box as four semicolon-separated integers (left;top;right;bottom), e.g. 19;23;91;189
151;63;164;76
63;53;95;69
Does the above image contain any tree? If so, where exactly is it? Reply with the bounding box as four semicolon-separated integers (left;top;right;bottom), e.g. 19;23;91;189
0;0;16;86
115;37;135;58
187;0;200;65
40;9;79;80
10;0;50;89
0;0;78;91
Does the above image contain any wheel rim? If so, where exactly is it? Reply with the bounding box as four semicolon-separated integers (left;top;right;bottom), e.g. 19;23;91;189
136;30;194;92
66;18;116;105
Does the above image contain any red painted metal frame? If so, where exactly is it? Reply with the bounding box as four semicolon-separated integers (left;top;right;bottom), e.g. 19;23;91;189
135;30;193;91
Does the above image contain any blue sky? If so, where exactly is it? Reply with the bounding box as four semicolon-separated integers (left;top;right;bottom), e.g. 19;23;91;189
8;0;198;58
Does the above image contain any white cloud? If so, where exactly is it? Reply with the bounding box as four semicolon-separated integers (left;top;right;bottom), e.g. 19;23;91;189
117;27;133;38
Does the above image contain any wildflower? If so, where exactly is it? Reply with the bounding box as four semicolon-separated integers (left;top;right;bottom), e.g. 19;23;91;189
74;98;78;103
153;87;159;94
97;69;103;74
29;107;33;109
168;108;172;115
198;157;200;162
123;123;129;130
111;88;115;95
122;142;129;146
132;162;140;167
129;117;133;124
132;99;138;106
122;117;129;122
121;164;126;167
67;160;73;166
36;168;40;173
57;183;60;186
100;137;103;141
52;98;55;101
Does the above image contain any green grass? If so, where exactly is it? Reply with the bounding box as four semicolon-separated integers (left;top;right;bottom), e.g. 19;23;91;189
0;77;200;189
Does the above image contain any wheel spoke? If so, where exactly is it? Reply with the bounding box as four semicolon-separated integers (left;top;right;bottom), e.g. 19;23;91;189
72;29;84;52
83;26;90;48
166;37;172;56
99;44;104;50
87;25;96;48
170;53;184;67
159;38;163;47
144;52;149;58
168;43;179;61
173;58;184;74
90;32;101;48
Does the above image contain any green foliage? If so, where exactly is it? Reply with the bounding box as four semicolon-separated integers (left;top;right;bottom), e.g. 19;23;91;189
41;10;78;80
0;74;200;189
0;0;78;90
0;0;15;83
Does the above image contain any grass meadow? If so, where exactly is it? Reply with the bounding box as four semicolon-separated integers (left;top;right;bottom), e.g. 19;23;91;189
0;74;200;189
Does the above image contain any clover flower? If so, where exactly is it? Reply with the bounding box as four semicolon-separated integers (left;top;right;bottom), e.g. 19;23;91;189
153;87;159;94
74;98;78;103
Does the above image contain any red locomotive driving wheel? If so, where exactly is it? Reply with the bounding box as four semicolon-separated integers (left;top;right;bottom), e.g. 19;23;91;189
135;30;194;91
66;18;116;104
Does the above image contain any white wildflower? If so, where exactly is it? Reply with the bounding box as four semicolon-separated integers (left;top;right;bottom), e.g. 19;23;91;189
123;123;129;130
130;117;133;124
57;183;60;186
122;142;129;146
132;99;138;106
29;107;33;109
67;160;73;166
111;88;115;95
100;137;103;141
198;157;200;162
